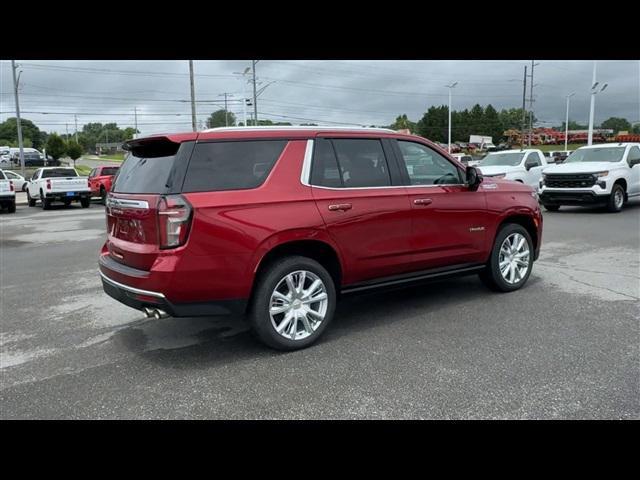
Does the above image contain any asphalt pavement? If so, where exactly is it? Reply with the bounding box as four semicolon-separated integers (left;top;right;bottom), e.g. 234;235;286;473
0;200;638;419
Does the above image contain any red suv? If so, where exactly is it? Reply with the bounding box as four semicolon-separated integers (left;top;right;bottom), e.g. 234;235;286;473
99;127;542;350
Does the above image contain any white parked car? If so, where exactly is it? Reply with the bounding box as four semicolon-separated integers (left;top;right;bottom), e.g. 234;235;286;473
27;167;91;209
0;148;11;167
3;170;28;191
476;149;548;188
539;143;640;212
0;169;17;213
451;153;474;165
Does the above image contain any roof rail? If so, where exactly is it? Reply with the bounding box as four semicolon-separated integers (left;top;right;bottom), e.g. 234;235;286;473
202;125;397;133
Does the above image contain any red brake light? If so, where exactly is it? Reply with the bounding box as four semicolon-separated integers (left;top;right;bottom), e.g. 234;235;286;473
10;182;14;192
46;179;52;190
157;195;192;249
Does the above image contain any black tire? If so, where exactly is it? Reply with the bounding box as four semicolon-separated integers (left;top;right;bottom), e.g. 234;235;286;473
248;256;336;351
27;191;36;207
100;187;106;205
8;201;16;213
80;197;90;208
40;190;51;210
607;183;625;213
479;223;534;293
543;204;560;212
21;183;27;192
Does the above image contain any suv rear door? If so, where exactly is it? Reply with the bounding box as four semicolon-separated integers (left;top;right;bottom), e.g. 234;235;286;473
391;139;488;270
309;136;413;284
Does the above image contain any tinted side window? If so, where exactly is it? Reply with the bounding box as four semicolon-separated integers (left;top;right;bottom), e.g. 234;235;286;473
183;140;287;193
331;139;391;188
310;138;342;187
526;152;541;167
396;141;462;185
628;146;640;162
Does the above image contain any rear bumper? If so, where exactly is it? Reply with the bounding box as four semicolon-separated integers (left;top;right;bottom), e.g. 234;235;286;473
0;195;15;206
44;191;91;202
539;191;609;206
99;258;247;317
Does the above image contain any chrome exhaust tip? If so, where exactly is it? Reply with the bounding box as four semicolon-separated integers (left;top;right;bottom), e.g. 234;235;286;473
142;307;153;318
142;307;169;319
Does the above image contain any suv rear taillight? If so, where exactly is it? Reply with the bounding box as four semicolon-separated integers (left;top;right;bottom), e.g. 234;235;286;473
157;194;192;249
46;179;52;190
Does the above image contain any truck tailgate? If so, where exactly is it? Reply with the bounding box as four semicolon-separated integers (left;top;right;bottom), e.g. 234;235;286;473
50;178;90;192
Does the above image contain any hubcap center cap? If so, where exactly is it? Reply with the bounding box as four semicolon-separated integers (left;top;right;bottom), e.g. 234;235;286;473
292;300;302;309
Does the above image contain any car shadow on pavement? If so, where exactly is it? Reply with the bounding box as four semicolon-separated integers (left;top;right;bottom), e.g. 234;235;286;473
110;274;501;368
543;198;640;214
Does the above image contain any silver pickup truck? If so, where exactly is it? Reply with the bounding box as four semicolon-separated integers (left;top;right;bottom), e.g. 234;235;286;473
26;167;91;209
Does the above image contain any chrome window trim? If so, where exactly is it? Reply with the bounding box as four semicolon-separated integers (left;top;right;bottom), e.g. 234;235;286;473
105;198;149;209
301;138;467;190
99;271;166;299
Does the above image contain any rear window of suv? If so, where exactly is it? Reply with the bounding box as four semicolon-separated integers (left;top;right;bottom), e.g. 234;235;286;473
113;140;182;194
182;140;287;192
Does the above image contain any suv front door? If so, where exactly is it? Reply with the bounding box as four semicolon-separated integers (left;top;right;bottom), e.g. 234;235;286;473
309;137;413;285
392;139;488;271
626;146;640;196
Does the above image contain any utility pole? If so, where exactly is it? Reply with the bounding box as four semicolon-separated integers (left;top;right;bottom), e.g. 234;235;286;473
252;60;258;126
218;93;229;126
446;82;458;153
66;123;69;141
189;60;197;131
11;60;25;177
528;60;539;147
134;107;138;138
521;65;527;146
564;92;576;151
74;114;78;143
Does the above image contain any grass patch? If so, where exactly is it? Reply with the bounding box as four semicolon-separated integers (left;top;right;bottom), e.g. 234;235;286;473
74;165;92;176
98;153;125;162
535;144;584;152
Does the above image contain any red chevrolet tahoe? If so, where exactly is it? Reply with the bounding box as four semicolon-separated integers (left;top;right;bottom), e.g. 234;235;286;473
88;165;120;204
99;127;543;350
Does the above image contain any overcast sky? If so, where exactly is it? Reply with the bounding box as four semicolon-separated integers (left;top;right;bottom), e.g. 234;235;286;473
1;60;639;137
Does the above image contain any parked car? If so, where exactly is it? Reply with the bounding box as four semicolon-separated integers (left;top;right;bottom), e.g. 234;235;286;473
543;150;573;164
26;167;91;209
99;126;543;350
0;147;11;167
88;165;120;204
0;169;16;213
476;149;548;189
9;147;45;167
452;153;474;165
539;143;640;212
3;170;28;191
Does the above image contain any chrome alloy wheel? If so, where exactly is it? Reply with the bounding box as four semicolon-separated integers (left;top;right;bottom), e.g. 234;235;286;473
614;188;624;209
269;270;328;341
498;233;530;284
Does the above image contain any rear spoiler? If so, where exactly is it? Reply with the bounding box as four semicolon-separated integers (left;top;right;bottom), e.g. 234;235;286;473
122;132;199;151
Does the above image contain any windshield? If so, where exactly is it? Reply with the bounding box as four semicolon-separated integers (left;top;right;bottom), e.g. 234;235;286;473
564;147;625;163
481;152;524;167
41;168;78;178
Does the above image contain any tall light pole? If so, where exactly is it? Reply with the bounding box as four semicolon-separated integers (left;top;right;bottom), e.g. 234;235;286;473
587;61;608;146
446;82;458;153
74;114;78;143
252;60;258;126
233;67;251;127
11;60;25;177
528;61;540;146
189;60;197;131
564;92;576;151
134;107;138;138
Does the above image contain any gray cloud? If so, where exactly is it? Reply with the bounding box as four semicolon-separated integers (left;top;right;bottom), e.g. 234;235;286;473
1;60;638;136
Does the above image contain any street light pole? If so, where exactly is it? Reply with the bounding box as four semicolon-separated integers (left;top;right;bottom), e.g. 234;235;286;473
189;60;197;132
446;82;458;153
587;61;608;146
11;60;25;177
564;92;576;151
252;60;258;126
74;114;78;143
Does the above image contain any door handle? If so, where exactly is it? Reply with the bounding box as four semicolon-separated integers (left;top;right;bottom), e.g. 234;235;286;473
413;198;433;206
328;203;352;212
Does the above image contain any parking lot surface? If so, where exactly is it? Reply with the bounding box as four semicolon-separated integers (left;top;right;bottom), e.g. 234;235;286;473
0;201;638;419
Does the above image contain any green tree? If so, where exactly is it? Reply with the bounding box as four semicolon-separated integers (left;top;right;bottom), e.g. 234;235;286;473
483;104;502;141
600;117;632;133
0;118;45;149
206;109;237;128
632;124;640;134
389;114;416;132
416;105;448;142
66;141;83;168
45;133;67;160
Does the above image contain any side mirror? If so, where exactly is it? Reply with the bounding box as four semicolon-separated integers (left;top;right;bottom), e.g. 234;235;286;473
466;166;483;191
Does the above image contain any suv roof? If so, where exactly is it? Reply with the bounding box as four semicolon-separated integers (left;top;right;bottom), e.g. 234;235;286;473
576;143;640;149
203;126;396;133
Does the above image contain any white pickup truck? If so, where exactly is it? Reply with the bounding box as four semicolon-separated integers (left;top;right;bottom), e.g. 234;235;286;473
0;169;17;213
476;149;548;189
539;143;640;212
27;167;92;209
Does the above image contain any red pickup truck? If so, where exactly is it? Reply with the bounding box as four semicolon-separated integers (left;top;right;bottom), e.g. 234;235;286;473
89;166;120;204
